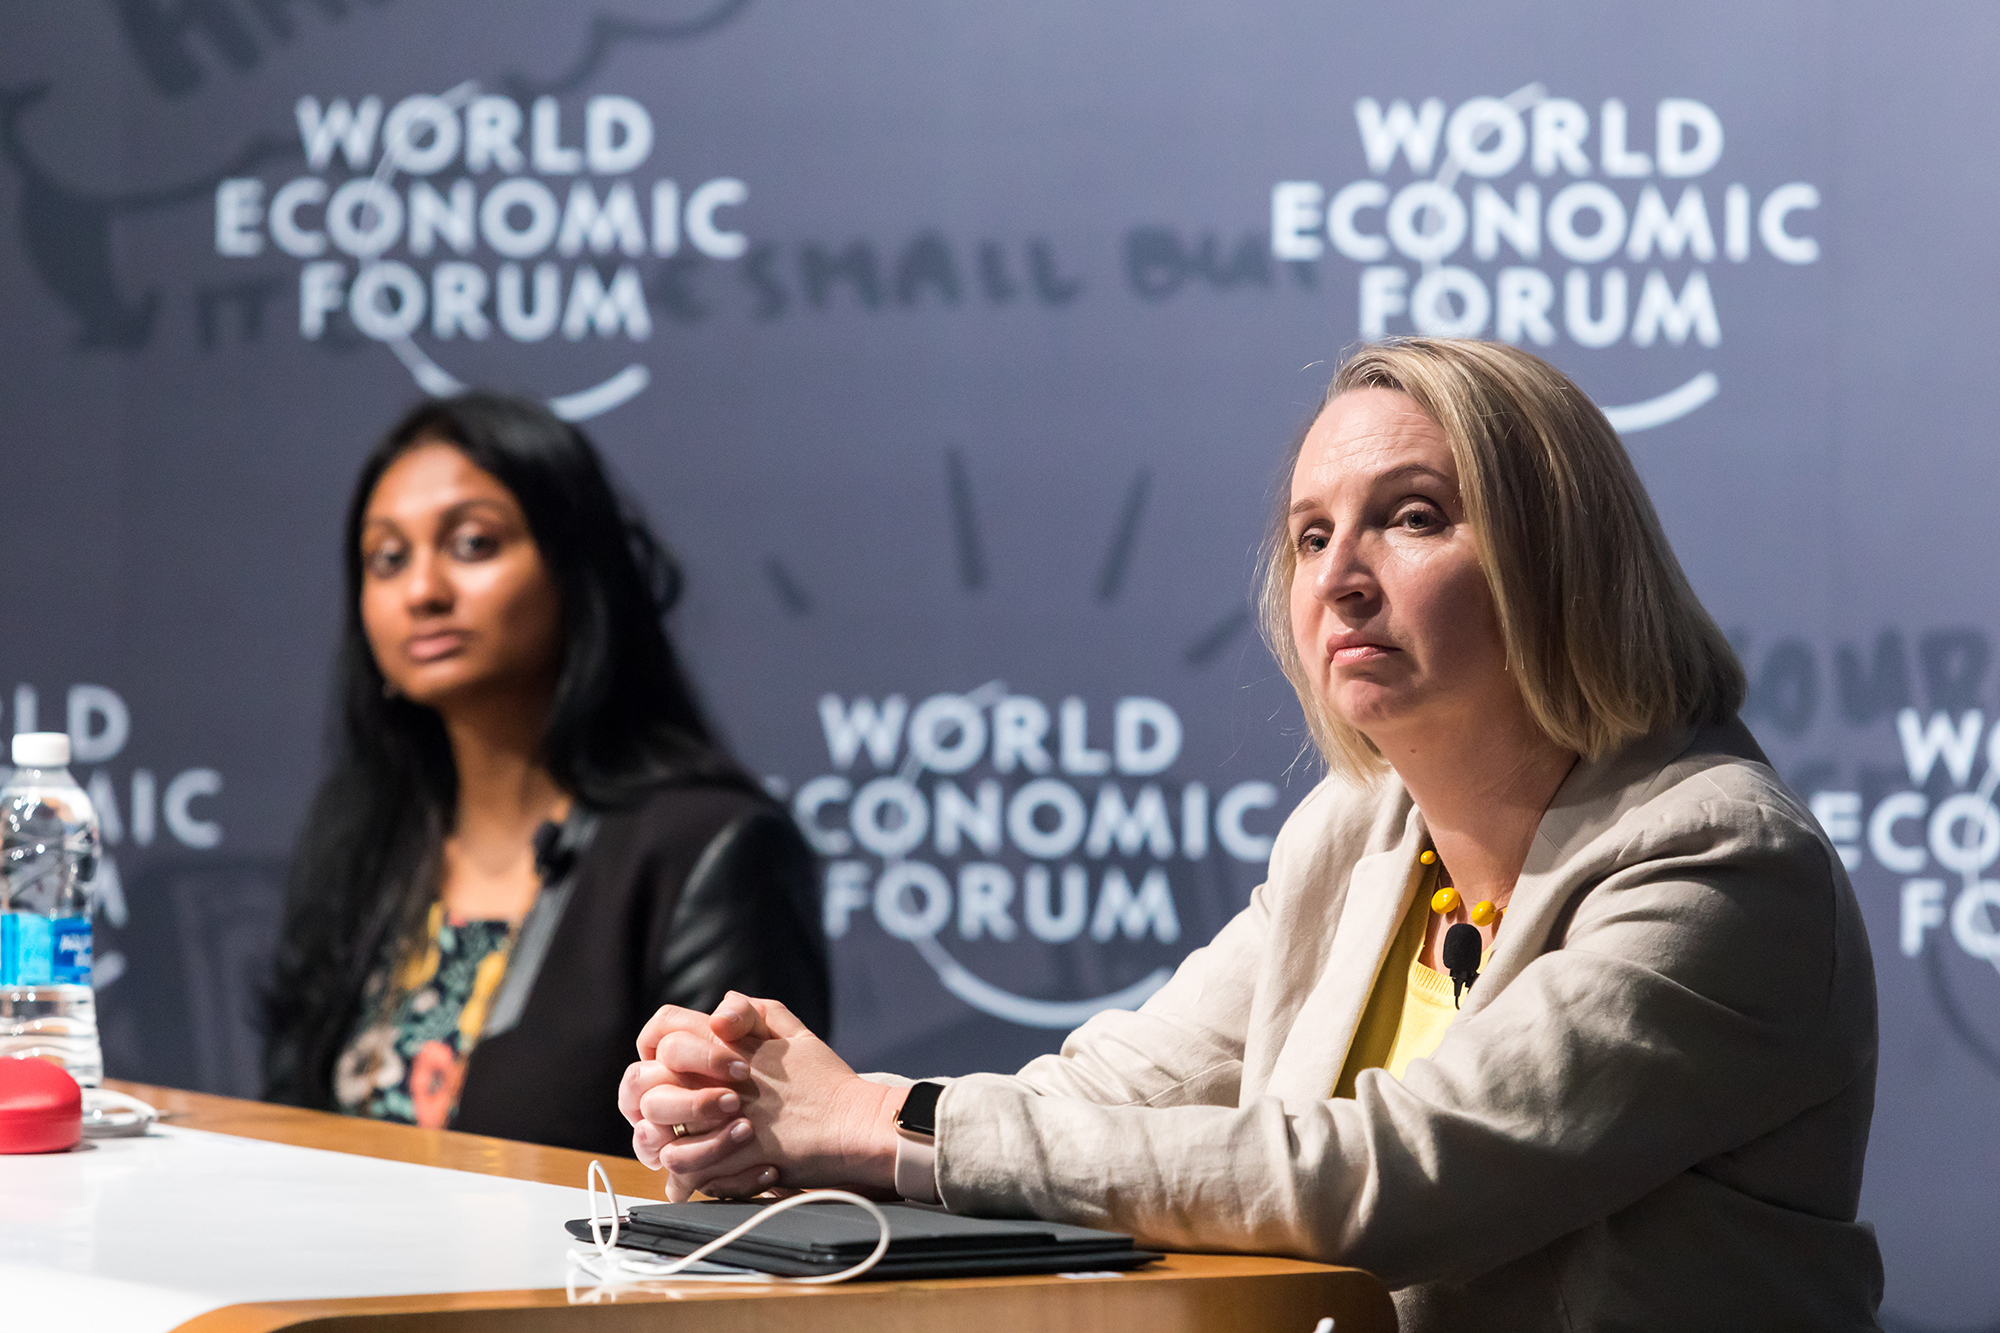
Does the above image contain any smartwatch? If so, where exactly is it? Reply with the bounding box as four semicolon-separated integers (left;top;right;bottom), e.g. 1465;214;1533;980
892;1081;945;1203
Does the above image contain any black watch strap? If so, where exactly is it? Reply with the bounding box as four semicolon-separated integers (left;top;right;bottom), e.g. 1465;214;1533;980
895;1080;945;1138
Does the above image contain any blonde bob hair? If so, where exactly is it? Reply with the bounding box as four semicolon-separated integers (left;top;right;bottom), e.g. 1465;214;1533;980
1258;338;1745;780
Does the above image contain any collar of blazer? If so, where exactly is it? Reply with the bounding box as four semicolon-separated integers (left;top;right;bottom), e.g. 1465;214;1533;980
1263;795;1428;1106
1260;723;1716;1106
1472;722;1712;1009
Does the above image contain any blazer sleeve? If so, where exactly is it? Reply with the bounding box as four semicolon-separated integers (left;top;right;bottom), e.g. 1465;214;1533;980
931;794;1874;1286
649;806;832;1036
938;770;1314;1110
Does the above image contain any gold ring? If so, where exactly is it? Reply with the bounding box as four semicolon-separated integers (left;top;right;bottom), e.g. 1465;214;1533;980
671;1123;690;1138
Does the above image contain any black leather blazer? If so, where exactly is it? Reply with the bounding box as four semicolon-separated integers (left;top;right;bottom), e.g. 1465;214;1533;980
269;782;828;1156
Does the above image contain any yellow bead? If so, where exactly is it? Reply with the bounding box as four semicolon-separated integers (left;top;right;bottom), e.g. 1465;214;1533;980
1469;900;1497;927
1419;849;1437;865
1430;886;1460;915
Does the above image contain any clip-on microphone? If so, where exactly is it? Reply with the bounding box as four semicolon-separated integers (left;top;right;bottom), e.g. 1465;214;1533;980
1443;922;1483;1008
532;819;574;884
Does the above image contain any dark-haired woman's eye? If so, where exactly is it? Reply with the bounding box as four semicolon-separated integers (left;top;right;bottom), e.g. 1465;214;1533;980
449;528;500;561
362;544;407;579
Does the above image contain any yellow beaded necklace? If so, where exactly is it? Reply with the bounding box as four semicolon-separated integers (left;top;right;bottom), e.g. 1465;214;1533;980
1417;848;1504;925
1418;847;1502;1005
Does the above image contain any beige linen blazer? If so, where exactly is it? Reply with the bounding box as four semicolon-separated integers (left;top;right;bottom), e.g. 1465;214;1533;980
930;719;1883;1332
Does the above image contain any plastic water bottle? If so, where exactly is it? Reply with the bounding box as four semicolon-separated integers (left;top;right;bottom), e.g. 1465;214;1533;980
0;732;102;1086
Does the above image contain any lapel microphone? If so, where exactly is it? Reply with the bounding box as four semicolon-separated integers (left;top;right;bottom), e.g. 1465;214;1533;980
1443;923;1483;1008
532;819;574;884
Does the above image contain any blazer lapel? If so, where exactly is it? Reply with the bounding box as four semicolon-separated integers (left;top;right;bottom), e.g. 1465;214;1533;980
1461;726;1699;1014
1265;801;1428;1107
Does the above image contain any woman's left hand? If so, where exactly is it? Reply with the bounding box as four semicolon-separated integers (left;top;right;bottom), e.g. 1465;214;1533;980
635;992;905;1202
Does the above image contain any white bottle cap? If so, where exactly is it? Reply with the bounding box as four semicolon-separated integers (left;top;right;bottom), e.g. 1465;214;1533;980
11;733;70;767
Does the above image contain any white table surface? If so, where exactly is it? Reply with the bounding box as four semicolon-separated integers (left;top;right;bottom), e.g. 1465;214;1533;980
0;1125;615;1332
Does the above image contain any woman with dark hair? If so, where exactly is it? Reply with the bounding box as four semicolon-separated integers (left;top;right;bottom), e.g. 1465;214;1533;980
263;392;827;1155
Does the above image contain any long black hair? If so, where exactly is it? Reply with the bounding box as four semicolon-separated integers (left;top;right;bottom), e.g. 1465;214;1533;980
263;392;755;1106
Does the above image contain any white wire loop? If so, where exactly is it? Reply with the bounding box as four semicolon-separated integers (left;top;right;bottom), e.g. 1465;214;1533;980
81;1087;160;1138
565;1159;892;1296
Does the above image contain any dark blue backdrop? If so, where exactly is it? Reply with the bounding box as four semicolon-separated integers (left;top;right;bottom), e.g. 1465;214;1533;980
2;3;1995;1325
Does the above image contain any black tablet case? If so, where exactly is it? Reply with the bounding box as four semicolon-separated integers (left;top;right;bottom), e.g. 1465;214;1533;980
565;1199;1162;1279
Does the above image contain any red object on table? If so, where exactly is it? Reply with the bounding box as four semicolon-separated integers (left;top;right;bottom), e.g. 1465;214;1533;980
0;1055;82;1153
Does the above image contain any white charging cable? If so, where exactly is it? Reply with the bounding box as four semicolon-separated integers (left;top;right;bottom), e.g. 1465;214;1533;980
566;1160;892;1294
82;1087;159;1138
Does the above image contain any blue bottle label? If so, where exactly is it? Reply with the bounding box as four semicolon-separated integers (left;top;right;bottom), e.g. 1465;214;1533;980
0;912;55;986
52;917;91;985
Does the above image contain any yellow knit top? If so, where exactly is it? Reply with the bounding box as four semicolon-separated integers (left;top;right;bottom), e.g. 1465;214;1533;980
1333;860;1490;1098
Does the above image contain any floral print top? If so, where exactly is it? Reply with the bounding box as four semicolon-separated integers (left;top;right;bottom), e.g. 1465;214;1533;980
334;902;517;1129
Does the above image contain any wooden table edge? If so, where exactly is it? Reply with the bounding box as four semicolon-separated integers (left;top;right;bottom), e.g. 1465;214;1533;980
105;1083;1394;1333
175;1261;1398;1333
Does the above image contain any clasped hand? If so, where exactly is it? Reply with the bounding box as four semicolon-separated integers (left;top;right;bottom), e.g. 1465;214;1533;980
617;991;903;1202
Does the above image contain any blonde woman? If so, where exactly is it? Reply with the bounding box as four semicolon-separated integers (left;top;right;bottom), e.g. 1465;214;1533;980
620;340;1882;1332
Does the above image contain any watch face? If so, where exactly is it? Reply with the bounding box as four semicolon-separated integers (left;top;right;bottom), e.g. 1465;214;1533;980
898;1081;946;1137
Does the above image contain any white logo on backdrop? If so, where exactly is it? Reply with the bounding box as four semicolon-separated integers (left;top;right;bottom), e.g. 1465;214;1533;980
1818;709;2000;976
786;684;1279;1028
1270;83;1822;432
212;82;750;421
